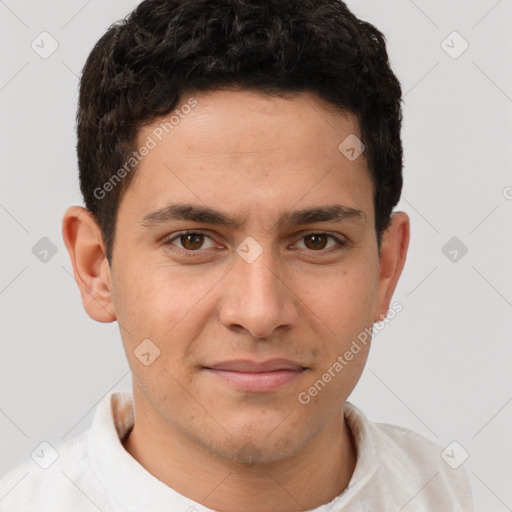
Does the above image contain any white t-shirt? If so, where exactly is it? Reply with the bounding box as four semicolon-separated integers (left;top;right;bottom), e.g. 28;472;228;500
0;390;474;511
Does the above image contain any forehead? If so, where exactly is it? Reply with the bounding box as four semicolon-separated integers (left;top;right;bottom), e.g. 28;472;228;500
140;89;361;154
122;89;373;226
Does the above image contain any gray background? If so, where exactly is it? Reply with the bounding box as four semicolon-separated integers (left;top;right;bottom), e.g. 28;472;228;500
1;1;511;510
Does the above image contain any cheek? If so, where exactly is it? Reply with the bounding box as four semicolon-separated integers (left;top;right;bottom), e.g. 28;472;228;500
296;264;376;402
112;259;219;368
299;264;376;339
113;256;197;329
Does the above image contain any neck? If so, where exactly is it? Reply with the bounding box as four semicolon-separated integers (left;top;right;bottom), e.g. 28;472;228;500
122;394;357;512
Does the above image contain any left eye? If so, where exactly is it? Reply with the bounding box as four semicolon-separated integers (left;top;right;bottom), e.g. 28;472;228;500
295;233;342;251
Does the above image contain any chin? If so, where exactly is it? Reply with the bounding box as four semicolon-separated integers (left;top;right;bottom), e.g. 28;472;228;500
204;425;308;467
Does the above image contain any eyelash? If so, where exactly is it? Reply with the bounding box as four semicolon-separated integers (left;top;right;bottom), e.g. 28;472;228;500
161;230;349;258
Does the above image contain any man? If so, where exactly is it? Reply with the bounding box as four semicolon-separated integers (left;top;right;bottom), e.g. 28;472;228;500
0;0;474;510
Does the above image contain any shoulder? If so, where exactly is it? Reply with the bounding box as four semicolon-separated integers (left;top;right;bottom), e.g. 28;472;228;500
344;403;474;511
0;430;111;512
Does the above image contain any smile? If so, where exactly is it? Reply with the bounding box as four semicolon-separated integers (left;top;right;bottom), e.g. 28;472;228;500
203;359;308;393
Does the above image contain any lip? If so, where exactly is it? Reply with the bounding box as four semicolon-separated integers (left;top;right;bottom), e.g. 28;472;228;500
204;359;307;393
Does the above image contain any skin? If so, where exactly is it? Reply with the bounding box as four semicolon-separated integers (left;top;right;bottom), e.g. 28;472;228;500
62;89;409;512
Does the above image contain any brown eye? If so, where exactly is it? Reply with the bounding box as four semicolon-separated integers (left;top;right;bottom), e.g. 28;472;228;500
179;233;205;250
163;231;218;256
294;233;347;253
303;233;329;250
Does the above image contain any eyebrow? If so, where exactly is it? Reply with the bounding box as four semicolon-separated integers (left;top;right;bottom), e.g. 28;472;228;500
139;203;366;230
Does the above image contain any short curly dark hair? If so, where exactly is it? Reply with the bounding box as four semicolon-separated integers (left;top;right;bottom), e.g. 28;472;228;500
77;0;403;264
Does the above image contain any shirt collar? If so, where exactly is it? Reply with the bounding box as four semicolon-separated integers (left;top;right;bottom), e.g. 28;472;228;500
88;390;379;511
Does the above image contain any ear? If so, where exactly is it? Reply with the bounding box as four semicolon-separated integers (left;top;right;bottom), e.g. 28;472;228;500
373;211;410;323
61;206;116;323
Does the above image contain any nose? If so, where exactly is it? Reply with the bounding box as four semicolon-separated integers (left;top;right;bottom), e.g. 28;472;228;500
218;245;300;339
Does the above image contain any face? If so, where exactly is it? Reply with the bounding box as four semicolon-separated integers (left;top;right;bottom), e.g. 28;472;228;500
72;89;407;464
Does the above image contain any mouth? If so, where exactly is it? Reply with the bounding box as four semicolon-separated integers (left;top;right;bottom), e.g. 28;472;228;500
203;359;308;393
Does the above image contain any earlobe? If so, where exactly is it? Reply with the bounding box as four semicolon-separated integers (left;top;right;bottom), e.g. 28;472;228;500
61;206;116;323
373;212;410;323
